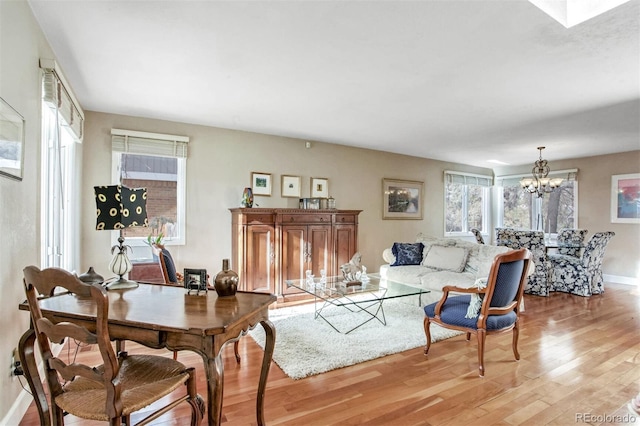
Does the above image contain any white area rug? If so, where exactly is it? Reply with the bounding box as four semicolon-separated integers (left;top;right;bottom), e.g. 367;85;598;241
249;297;463;380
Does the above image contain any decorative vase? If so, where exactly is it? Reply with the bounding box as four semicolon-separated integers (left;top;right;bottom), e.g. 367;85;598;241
214;259;238;297
78;266;104;284
242;187;253;208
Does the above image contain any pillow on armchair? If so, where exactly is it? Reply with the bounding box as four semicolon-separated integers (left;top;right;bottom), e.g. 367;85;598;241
390;242;425;266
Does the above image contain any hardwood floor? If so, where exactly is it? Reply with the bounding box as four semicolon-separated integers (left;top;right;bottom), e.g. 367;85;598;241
19;283;640;425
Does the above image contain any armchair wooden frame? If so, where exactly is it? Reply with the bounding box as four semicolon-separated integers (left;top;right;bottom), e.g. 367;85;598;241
424;248;532;377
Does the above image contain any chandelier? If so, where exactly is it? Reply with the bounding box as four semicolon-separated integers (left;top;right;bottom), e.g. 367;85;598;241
520;146;563;198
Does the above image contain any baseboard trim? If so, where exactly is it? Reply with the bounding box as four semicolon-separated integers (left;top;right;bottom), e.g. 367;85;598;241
1;341;63;425
604;274;639;286
0;386;34;426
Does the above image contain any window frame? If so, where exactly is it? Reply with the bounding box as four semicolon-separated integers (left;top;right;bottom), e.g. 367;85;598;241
111;151;187;251
444;171;492;238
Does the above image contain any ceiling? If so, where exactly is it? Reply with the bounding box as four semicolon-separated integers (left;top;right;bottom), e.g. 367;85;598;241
27;0;640;168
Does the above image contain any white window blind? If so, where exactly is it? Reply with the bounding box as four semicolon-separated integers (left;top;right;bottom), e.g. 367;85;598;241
111;129;189;158
40;59;84;140
495;169;578;187
445;171;493;187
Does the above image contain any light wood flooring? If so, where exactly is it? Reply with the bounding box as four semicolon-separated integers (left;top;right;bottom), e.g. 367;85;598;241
19;283;640;425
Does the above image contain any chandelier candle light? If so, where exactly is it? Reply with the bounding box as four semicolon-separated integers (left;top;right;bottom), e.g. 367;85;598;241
520;147;563;198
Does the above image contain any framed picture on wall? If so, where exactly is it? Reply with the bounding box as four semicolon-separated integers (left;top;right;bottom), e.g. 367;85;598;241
251;172;272;196
611;173;640;224
382;178;424;220
0;97;25;181
311;177;329;198
281;175;301;198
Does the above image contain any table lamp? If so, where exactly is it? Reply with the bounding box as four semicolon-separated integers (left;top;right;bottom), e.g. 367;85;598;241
94;185;148;290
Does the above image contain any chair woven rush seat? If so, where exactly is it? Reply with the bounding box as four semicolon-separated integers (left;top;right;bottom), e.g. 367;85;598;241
22;265;204;425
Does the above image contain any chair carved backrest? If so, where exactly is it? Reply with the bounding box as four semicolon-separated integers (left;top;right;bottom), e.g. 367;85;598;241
22;266;122;418
495;229;548;296
557;228;588;257
471;228;485;244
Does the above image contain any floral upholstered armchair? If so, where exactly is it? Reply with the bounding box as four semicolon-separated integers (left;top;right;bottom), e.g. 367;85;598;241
496;228;549;296
548;231;615;296
557;228;588;257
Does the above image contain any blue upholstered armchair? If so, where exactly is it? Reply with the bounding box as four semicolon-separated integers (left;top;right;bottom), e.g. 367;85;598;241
496;229;549;296
557;228;588;257
548;231;615;296
423;249;532;376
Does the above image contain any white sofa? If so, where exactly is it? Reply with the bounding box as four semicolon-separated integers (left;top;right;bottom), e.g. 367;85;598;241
379;233;512;307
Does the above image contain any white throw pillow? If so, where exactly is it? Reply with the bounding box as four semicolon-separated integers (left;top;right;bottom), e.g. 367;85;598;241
422;245;469;273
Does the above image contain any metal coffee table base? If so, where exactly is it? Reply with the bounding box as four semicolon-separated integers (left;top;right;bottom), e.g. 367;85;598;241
314;295;388;334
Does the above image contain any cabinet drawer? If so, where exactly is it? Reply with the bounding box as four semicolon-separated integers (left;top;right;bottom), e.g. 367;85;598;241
243;214;275;225
281;214;331;224
334;214;356;224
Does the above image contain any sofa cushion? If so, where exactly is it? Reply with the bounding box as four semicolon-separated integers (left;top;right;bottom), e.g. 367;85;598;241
380;264;429;287
391;242;424;266
422;245;468;273
464;244;511;278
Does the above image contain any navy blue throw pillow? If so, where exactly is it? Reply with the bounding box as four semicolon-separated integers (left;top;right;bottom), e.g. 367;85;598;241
391;242;424;266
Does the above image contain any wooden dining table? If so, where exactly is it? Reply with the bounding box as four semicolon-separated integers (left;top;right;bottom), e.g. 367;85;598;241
18;283;277;425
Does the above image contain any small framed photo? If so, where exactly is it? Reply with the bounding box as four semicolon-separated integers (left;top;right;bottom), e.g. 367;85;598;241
0;97;25;181
251;172;272;196
184;268;208;294
311;177;329;198
281;175;301;198
611;173;640;224
382;178;424;220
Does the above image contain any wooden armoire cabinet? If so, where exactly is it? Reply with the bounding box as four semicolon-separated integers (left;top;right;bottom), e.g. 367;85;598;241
230;208;361;300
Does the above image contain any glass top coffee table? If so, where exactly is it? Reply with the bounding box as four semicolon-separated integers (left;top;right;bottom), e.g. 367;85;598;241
285;273;429;334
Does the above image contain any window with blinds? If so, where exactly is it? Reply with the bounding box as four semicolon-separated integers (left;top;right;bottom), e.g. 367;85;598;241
40;59;83;271
111;129;189;250
495;169;578;233
444;171;492;236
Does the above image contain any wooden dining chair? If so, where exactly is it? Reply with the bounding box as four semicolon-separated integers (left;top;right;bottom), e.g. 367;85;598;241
22;266;204;425
423;248;532;376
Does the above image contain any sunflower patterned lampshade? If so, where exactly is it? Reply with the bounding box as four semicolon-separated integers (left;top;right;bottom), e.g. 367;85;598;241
94;185;148;290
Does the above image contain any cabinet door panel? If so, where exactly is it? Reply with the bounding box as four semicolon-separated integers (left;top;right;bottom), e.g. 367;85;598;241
246;225;275;293
282;226;307;293
308;225;331;276
333;224;357;276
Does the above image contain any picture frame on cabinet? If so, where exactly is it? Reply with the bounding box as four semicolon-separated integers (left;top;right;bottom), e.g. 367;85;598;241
311;177;329;198
382;178;424;220
251;172;272;196
611;173;640;224
0;97;25;181
281;175;301;198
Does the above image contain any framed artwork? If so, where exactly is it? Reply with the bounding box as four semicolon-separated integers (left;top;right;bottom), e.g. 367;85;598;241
382;178;424;220
281;175;301;198
311;177;329;198
611;173;640;224
0;97;25;181
183;268;208;294
251;172;272;196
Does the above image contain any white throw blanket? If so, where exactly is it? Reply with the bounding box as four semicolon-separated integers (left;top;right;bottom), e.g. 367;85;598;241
465;277;487;318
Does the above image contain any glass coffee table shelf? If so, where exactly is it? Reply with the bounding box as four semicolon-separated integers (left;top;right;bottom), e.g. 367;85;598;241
285;273;429;334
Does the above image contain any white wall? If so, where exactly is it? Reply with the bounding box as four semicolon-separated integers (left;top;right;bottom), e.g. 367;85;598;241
0;0;54;423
